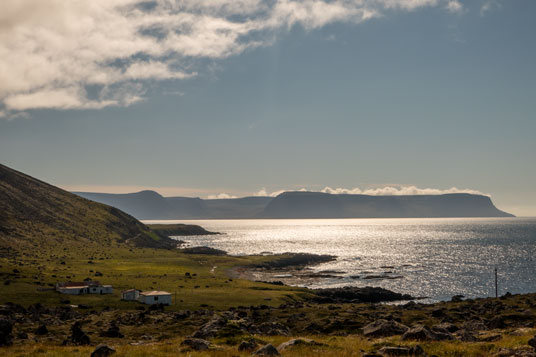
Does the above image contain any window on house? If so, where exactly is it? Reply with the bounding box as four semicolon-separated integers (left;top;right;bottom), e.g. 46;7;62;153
154;296;159;301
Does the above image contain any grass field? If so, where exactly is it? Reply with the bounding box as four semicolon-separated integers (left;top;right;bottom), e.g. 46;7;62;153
0;243;312;310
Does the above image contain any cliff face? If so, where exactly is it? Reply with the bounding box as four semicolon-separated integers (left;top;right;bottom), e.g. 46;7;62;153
0;164;176;249
74;190;514;220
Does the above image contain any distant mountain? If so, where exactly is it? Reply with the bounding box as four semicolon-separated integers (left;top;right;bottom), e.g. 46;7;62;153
260;191;514;218
0;164;177;250
74;190;514;220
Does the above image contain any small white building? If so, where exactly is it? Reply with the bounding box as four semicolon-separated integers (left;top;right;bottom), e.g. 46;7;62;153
121;289;140;301
139;291;172;305
56;281;113;295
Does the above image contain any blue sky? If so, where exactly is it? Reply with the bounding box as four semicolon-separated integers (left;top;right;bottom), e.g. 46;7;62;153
0;0;535;215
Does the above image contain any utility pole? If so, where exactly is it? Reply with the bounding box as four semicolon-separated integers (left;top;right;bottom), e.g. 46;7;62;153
494;267;498;298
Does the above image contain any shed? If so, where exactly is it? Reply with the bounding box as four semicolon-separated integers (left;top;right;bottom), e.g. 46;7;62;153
121;289;140;301
139;291;172;305
56;281;113;295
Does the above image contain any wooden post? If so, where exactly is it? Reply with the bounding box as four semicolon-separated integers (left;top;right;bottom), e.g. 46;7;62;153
494;267;498;298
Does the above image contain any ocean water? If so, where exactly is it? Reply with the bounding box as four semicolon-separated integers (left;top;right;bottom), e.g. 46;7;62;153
145;218;536;302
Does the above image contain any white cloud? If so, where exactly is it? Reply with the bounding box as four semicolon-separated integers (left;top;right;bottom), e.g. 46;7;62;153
0;0;468;116
446;0;464;13
207;193;238;199
252;185;488;197
320;185;488;196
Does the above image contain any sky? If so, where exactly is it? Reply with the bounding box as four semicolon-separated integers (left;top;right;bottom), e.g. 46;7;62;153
0;0;535;216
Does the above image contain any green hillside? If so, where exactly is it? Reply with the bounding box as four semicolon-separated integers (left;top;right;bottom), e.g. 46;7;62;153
0;163;176;251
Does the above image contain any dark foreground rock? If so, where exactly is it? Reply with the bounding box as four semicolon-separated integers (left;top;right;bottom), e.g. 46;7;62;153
313;286;414;303
378;345;426;356
180;338;212;351
254;344;280;355
0;318;13;346
363;319;409;338
402;325;453;341
277;338;323;351
100;322;124;338
91;344;116;357
238;339;259;351
62;321;90;346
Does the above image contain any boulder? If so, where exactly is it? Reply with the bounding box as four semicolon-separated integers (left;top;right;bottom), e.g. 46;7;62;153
376;346;427;356
35;324;48;335
100;322;124;338
529;336;536;348
257;322;290;336
402;325;452;341
254;344;280;355
62;321;90;346
456;329;479;342
91;344;116;357
277;338;323;351
432;323;459;333
363;319;409;338
0;318;13;346
192;315;226;339
180;338;211;351
238;339;258;351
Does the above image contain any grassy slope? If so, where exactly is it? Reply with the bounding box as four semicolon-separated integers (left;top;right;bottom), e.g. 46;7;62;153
0;163;175;250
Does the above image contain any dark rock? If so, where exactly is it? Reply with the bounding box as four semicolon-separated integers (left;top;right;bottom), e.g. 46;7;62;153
238;339;258;351
528;336;536;348
35;324;48;335
17;332;28;339
402;325;453;341
363;319;409;338
257;321;290;336
91;344;116;357
192;315;226;339
254;344;280;355
0;318;13;346
451;295;464;302
100;322;124;338
277;338;323;350
457;329;479;342
62;321;90;346
378;346;413;356
432;323;459;333
95;271;103;277
180;338;212;351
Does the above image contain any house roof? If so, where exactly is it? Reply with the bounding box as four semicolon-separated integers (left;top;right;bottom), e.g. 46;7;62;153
57;281;102;288
140;290;171;296
59;286;88;290
122;289;139;293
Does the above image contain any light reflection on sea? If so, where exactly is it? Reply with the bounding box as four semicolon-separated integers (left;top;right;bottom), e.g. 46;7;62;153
144;218;536;302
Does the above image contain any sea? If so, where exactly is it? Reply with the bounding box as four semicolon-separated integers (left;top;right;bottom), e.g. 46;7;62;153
145;218;536;303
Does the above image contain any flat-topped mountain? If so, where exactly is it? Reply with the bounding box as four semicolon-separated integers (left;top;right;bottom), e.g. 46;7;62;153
0;164;177;250
261;191;514;218
74;190;514;220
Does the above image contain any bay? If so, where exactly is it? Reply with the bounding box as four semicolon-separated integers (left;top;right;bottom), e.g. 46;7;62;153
144;217;536;302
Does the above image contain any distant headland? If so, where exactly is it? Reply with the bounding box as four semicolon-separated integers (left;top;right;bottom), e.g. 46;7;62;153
74;190;514;220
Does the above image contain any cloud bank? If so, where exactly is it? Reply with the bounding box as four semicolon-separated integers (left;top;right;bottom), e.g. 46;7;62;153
1;0;465;116
246;185;488;198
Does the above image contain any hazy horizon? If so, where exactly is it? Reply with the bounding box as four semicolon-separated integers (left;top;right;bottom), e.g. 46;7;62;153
1;0;535;216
